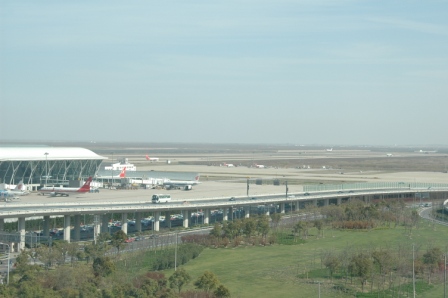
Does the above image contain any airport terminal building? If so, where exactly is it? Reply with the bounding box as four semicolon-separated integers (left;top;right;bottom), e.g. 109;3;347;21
0;147;107;188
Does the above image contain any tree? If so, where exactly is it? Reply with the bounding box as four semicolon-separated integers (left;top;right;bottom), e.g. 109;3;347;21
111;230;127;253
323;253;340;279
423;247;443;283
169;268;191;293
350;253;372;292
210;223;222;239
92;256;116;277
214;284;231;297
194;270;220;293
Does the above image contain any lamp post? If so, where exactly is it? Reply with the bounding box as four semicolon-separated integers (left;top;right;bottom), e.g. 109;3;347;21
111;152;114;188
0;243;10;285
44;152;49;185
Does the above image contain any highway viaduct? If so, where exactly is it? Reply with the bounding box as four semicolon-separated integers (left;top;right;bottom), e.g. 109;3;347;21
1;185;448;251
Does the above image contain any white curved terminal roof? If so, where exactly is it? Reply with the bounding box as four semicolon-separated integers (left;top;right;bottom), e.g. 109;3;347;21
0;147;107;161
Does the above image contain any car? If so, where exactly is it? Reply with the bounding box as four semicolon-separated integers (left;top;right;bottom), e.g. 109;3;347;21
251;197;257;200
337;191;344;194
135;236;144;241
287;195;295;198
125;237;135;243
229;197;236;201
304;192;310;196
348;190;355;193
149;234;159;239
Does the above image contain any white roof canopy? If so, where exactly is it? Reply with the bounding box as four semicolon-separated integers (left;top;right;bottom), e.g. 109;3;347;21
0;147;107;161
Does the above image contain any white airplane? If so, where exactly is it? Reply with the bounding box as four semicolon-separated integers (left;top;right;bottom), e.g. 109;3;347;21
415;149;438;154
222;163;234;167
0;180;29;196
254;164;265;168
39;177;92;197
145;154;159;162
163;176;200;190
386;153;393;157
326;148;333;152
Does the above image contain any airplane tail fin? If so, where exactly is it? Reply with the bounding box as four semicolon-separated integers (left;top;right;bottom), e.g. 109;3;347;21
145;155;150;161
14;181;25;191
119;167;126;178
79;177;92;192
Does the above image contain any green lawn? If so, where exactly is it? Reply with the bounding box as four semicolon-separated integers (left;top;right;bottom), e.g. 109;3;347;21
162;219;448;297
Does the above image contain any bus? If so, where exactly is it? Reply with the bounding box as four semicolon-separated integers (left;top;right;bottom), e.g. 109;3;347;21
152;194;171;203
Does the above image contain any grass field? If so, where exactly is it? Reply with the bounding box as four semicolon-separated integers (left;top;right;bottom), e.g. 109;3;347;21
153;216;448;297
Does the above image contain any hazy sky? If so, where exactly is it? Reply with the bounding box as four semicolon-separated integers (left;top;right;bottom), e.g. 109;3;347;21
1;1;447;146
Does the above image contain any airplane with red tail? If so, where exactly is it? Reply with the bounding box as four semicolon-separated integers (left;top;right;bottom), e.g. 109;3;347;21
39;177;93;197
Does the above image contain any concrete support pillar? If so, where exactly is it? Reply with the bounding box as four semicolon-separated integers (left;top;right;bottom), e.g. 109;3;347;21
337;198;342;205
223;209;228;221
188;210;192;224
203;209;210;224
43;216;50;237
74;215;81;241
63;215;71;243
295;202;300;212
265;208;270;216
324;199;329;206
121;213;128;235
154;211;160;231
245;206;250;218
165;211;171;229
101;215;109;234
313;199;318;206
93;215;101;242
18;217;26;251
228;207;233;221
183;210;189;228
280;203;285;214
0;218;4;232
135;212;142;232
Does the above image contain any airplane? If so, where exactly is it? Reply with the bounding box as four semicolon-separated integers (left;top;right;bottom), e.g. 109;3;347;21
163;176;200;190
415;149;438;154
326;148;333;152
39;177;93;197
222;163;234;167
386;153;393;157
254;164;265;168
0;180;29;196
145;155;159;162
0;191;20;201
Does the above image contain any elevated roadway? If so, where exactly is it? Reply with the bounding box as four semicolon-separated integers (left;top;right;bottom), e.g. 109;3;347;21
1;180;447;251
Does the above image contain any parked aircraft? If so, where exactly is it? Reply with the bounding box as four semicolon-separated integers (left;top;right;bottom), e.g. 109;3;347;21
222;163;234;167
386;153;393;157
0;181;29;196
326;148;333;152
0;191;19;201
145;155;159;162
254;164;265;168
163;176;200;190
39;177;92;197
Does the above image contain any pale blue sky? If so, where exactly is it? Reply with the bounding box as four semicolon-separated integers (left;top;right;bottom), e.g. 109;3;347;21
1;1;447;145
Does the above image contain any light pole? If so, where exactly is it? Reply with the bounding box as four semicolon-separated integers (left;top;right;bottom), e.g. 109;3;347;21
174;231;178;271
0;243;10;285
111;152;114;188
44;152;49;185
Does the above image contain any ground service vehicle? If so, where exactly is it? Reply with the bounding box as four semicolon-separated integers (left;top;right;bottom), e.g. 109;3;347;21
152;194;171;203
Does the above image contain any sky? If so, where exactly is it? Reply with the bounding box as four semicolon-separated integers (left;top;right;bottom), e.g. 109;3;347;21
1;1;447;146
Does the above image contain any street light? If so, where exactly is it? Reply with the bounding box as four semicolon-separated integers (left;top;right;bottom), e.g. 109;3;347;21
111;152;114;188
0;243;10;285
44;152;49;186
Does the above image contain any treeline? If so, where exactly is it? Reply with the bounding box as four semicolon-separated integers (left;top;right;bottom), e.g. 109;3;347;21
0;229;231;298
320;244;446;294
